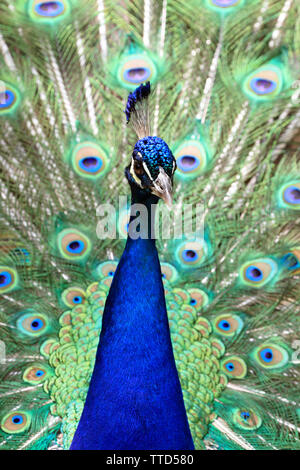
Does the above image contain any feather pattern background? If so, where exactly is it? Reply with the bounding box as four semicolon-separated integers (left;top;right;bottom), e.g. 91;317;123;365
0;0;299;450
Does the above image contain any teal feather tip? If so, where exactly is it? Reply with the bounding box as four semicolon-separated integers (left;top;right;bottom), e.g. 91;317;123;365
67;140;110;180
112;45;160;90
251;342;290;370
27;1;71;22
0;83;21;116
239;257;279;288
0;267;19;293
241;60;289;102
1;411;32;434
204;0;244;13
277;181;300;210
173;138;211;180
16;311;50;337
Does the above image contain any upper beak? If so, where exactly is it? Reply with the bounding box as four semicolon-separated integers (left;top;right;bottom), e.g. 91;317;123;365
150;167;173;209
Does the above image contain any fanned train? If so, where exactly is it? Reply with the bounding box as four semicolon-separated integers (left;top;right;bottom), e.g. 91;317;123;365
0;0;299;450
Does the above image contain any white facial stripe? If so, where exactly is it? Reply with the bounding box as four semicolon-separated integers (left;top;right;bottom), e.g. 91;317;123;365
142;162;153;181
130;159;142;187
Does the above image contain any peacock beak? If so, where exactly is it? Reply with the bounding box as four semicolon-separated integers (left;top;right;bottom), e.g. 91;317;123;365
150;167;173;208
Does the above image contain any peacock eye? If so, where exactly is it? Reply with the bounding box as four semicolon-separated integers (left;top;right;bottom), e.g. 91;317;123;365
117;52;157;90
17;312;49;337
0;83;20;116
57;229;92;262
35;2;65;17
61;287;86;307
251;343;289;369
212;0;239;5
0;267;19;293
221;356;247;379
70;141;110;180
133;159;144;176
243;65;283;101
1;411;31;434
233;408;262;431
28;0;70;22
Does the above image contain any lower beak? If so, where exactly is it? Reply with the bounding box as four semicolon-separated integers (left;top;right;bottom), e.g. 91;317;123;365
150;167;173;209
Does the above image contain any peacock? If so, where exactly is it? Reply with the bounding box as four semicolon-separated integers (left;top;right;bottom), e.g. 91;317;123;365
0;0;299;451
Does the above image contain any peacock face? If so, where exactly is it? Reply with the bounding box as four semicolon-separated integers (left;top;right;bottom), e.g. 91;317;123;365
126;136;176;206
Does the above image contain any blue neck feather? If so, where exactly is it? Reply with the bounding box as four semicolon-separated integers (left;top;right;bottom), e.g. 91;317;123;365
70;189;194;450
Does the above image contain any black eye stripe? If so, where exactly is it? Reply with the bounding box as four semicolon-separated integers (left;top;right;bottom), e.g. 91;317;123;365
141;173;152;184
134;160;144;175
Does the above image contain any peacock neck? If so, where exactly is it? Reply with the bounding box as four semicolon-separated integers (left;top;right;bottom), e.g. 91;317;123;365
127;187;159;241
70;190;194;450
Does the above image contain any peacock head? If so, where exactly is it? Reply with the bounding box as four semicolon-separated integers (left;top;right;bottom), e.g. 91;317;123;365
125;136;176;207
124;82;176;206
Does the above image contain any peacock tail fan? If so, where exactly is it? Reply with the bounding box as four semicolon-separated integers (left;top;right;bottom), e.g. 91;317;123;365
0;0;299;450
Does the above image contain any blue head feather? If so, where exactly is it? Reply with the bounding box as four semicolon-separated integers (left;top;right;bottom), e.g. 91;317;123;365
133;136;174;180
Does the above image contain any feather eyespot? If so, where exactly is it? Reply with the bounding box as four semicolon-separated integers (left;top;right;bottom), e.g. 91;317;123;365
70;142;110;180
175;240;208;269
183;250;198;262
57;229;91;262
124;66;151;84
61;287;86;307
250;78;277;95
174;140;209;180
233;408;262;430
0;90;15;108
277;182;300;210
160;263;178;283
35;1;65;16
1;411;31;434
17;311;49;337
0;83;20;116
281;248;300;274
213;314;243;337
117;54;157;90
240;258;278;288
284;186;300;205
221;356;247;379
243;65;283;101
205;0;242;11
23;364;51;384
211;0;240;7
251;343;289;369
28;1;70;21
96;261;118;279
0;267;19;293
187;288;209;309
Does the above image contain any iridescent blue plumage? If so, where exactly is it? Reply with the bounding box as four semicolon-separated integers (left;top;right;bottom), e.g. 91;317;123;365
70;84;193;450
125;81;151;123
133;136;174;179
